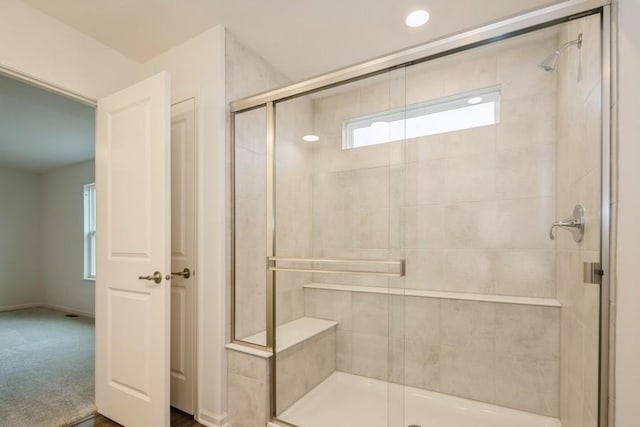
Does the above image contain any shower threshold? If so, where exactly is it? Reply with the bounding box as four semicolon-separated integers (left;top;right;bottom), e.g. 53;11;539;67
278;372;561;427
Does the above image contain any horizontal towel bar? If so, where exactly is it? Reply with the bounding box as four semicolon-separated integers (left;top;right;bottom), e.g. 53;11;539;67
268;257;406;277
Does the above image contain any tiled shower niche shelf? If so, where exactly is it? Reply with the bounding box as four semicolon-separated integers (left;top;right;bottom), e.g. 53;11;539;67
226;316;338;358
304;283;562;307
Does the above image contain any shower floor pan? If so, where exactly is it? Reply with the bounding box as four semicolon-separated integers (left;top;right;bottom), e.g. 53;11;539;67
278;372;561;427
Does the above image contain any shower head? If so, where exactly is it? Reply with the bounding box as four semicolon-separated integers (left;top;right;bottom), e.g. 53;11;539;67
538;33;583;72
539;51;560;72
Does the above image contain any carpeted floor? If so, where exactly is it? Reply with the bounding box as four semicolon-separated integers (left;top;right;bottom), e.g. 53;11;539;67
0;307;96;427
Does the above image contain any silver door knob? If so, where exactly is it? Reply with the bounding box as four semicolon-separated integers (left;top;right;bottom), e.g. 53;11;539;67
138;271;163;284
171;268;191;279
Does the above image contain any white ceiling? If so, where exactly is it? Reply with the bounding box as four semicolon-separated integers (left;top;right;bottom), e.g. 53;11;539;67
21;0;564;81
0;74;95;173
2;0;565;172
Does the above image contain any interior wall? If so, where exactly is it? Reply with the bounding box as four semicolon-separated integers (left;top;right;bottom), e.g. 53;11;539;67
40;160;95;316
141;25;228;427
615;0;640;425
0;166;41;310
0;0;140;100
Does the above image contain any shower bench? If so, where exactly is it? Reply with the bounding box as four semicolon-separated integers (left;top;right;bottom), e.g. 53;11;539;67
226;316;338;419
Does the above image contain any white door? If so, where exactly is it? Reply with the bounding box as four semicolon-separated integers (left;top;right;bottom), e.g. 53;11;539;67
95;71;171;427
169;98;196;413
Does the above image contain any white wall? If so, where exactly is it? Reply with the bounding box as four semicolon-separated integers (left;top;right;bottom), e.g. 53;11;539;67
40;160;95;316
0;0;140;100
0;166;41;310
141;26;227;427
615;0;640;426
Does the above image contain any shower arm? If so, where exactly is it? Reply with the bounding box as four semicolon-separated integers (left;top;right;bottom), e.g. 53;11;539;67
556;33;583;55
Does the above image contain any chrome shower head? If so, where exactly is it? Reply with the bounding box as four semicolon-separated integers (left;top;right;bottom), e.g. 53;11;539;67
538;33;583;73
538;51;560;72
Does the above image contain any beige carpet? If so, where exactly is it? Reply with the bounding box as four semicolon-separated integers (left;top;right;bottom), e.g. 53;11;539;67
0;307;95;426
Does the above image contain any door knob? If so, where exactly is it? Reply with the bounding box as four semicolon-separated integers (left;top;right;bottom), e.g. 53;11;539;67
171;268;191;279
138;271;163;284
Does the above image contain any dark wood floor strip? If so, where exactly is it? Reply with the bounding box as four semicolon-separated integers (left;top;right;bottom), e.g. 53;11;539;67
70;408;202;426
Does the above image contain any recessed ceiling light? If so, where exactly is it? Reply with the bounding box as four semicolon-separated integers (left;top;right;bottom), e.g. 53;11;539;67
467;96;483;105
405;10;430;28
302;134;320;142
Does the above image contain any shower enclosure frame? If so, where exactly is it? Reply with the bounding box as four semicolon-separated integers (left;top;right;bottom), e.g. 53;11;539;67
229;0;614;425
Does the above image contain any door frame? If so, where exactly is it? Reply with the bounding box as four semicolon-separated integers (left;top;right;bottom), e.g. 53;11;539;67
0;65;201;421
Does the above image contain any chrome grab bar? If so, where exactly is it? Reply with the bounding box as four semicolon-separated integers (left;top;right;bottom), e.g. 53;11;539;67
549;204;585;242
268;257;406;277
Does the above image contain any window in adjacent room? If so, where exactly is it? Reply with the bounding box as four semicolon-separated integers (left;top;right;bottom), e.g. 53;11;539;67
83;183;96;280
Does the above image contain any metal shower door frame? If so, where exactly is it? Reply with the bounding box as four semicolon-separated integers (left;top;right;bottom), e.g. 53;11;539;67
229;1;613;425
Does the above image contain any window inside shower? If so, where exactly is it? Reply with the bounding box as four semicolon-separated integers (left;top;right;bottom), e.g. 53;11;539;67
344;86;501;149
231;10;605;427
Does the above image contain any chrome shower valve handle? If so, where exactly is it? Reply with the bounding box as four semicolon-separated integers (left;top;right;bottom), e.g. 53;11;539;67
549;204;585;242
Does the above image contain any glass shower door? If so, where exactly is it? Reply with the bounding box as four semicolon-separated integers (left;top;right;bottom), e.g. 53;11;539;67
271;69;408;427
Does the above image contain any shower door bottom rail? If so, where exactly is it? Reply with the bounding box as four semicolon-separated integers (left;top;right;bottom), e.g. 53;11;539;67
267;256;406;277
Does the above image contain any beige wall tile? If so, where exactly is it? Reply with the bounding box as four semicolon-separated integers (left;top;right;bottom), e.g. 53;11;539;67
228;372;267;427
440;300;496;348
439;343;495;403
494;250;555;297
443;201;498;249
496;197;555;249
494;354;559;416
304;288;353;332
404;338;440;391
403;297;440;344
351;333;389;381
445;153;497;202
405;249;446;290
404;205;445;249
336;331;353;372
228;349;268;380
443;250;496;293
495;304;560;360
352;293;389;336
496;144;555;199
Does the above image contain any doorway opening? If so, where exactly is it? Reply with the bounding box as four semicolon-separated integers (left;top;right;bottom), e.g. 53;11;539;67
0;72;199;426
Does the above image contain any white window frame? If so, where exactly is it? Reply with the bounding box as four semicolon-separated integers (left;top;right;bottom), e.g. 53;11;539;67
83;183;96;280
342;86;501;149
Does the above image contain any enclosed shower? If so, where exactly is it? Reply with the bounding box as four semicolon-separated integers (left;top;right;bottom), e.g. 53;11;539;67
227;4;609;427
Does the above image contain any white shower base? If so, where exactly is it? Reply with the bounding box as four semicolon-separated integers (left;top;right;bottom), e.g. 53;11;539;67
277;372;561;427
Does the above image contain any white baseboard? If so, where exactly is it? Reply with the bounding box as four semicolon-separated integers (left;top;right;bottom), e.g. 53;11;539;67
197;409;229;427
0;303;94;318
41;303;95;318
0;303;41;312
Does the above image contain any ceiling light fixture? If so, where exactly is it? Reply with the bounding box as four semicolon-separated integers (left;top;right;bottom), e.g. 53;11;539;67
302;134;320;142
405;10;430;28
467;96;483;105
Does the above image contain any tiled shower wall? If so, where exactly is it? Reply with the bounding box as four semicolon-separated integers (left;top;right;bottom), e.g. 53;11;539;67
305;29;563;416
274;99;314;326
555;15;602;427
310;30;559;298
229;31;314;340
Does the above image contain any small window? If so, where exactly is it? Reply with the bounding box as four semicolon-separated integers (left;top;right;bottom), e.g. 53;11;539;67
83;183;96;280
343;86;501;149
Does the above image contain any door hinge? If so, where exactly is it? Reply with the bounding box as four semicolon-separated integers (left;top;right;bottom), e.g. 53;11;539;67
584;262;604;285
